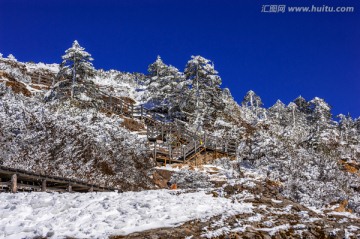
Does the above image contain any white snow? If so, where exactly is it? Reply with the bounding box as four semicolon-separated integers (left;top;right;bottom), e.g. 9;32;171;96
326;211;359;219
271;199;283;204
25;62;59;73
247;213;262;222
0;190;253;239
257;224;290;236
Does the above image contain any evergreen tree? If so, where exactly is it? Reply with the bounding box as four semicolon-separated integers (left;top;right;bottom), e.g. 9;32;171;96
294;96;312;115
242;90;263;109
309;97;332;126
242;90;263;119
269;100;286;121
268;100;288;132
287;102;298;128
144;56;189;117
60;40;95;98
184;55;223;130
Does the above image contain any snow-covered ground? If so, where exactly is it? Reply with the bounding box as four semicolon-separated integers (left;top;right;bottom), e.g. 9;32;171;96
0;190;252;239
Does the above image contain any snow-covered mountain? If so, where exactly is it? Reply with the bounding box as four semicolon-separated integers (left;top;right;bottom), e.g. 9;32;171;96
0;43;359;238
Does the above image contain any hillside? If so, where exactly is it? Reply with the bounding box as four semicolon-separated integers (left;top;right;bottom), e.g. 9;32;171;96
0;44;359;238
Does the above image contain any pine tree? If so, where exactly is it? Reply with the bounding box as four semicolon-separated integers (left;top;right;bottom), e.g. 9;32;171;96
287;102;298;128
309;97;332;124
294;96;311;115
269;100;286;119
184;55;223;130
144;56;189;117
268;100;288;128
60;40;95;98
242;90;264;120
242;90;263;109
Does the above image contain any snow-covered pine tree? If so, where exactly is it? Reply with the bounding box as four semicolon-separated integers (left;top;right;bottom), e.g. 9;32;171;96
309;97;332;124
144;56;189;117
287;102;298;128
184;55;223;130
7;54;16;61
146;56;169;99
241;90;264;122
269;100;286;121
242;90;263;109
60;40;95;98
294;95;312;115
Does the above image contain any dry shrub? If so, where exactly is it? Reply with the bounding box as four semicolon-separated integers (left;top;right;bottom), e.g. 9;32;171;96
340;160;359;175
344;164;358;174
120;96;136;105
121;117;144;131
334;200;352;213
5;81;32;97
99;161;115;175
0;71;32;97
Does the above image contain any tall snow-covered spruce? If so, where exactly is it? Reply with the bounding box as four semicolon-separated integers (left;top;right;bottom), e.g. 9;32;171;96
184;55;223;131
144;56;188;117
60;40;95;98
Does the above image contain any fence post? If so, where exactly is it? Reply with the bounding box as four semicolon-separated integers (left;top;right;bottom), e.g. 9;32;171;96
42;180;47;192
11;174;17;193
161;125;164;141
131;105;134;118
169;144;172;164
194;140;197;154
109;95;112;110
89;186;94;192
215;143;217;159
183;146;185;161
154;141;157;162
68;184;72;193
204;133;207;154
140;105;143;120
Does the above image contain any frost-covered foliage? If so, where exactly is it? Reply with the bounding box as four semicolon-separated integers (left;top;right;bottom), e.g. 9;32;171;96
184;55;224;130
93;69;140;99
141;56;188;118
0;57;32;83
236;95;360;214
170;169;212;188
0;83;155;190
1;51;358;215
60;40;95;80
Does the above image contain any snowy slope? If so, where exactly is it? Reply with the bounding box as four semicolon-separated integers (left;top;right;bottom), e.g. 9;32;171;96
0;190;252;239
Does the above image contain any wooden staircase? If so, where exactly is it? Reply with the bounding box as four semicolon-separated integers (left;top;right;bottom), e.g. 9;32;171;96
26;71;238;165
138;109;238;165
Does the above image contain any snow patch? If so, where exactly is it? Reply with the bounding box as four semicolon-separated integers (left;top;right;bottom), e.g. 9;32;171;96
0;191;253;238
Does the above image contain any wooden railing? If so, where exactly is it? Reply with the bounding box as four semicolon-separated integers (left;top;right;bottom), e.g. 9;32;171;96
0;166;117;193
28;72;54;86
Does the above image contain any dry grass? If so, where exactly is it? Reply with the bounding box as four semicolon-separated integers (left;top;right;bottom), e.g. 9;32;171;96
120;96;136;105
6;81;32;97
0;71;32;97
99;161;115;175
334;199;352;213
121;117;145;131
339;160;359;175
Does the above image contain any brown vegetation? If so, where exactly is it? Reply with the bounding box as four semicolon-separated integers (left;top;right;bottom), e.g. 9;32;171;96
98;161;115;175
121;117;145;131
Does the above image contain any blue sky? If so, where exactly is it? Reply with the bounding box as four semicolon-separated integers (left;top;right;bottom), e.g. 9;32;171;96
1;0;359;118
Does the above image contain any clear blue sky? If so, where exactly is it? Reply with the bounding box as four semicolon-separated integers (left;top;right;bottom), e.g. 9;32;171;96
1;0;359;118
